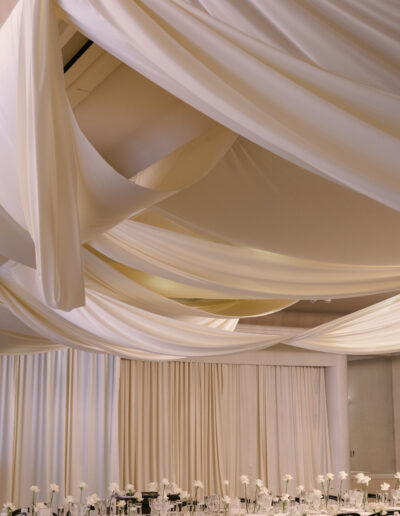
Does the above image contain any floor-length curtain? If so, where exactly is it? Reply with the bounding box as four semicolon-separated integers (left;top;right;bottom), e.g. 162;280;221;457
119;361;332;496
0;349;120;507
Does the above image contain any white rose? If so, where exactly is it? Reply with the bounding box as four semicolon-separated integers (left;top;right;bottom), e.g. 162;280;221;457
223;496;231;505
339;471;348;481
65;496;74;504
147;483;158;492
134;492;143;502
296;485;305;495
361;476;371;486
3;503;16;512
126;484;134;492
161;478;169;486
283;474;293;482
79;482;88;489
260;487;269;495
49;484;59;493
35;503;46;512
281;493;290;502
180;491;189;500
313;489;322;497
194;480;203;489
317;475;325;483
355;473;365;483
381;483;390;491
395;473;400;480
255;479;263;488
240;475;250;485
109;482;120;493
223;480;229;486
30;486;40;493
326;473;334;481
117;501;126;509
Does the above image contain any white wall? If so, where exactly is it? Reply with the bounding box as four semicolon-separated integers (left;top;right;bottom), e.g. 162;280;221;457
348;358;395;474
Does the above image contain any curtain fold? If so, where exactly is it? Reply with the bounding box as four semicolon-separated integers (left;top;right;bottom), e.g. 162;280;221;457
119;360;332;496
0;349;120;506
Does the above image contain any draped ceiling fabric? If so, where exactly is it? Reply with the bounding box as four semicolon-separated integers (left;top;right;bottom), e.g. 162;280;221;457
0;0;400;357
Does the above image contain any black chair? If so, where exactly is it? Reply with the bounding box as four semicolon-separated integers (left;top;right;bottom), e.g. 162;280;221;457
329;495;338;500
339;513;361;516
368;493;378;499
369;512;398;516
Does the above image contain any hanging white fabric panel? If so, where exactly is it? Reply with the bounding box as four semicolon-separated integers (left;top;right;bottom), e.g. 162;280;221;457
0;349;120;506
119;360;332;496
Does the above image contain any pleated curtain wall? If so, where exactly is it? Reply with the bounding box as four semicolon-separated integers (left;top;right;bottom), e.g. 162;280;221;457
0;350;332;506
0;350;120;507
119;361;332;496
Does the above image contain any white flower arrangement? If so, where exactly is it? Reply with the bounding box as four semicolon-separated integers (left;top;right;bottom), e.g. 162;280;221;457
134;492;143;502
240;475;250;512
313;489;322;497
338;471;348;505
79;482;88;504
222;495;231;516
179;491;189;501
34;503;46;513
381;483;390;492
193;480;203;489
223;480;229;497
281;493;290;512
87;494;100;507
3;502;16;516
117;500;126;512
355;473;365;483
283;474;293;500
30;486;40;506
240;475;250;485
396;472;400;489
147;482;158;492
109;482;120;493
260;487;269;496
161;478;169;486
297;485;305;496
49;484;59;505
126;484;134;493
64;496;74;505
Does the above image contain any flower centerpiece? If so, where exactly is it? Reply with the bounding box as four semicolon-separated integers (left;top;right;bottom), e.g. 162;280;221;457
3;502;15;516
222;496;231;516
338;471;348;506
30;486;40;508
381;482;390;504
160;479;170;500
254;480;264;513
281;493;289;513
240;476;250;513
324;473;334;508
34;503;46;513
134;492;143;503
395;473;400;490
193;480;203;512
223;481;229;497
87;493;100;516
117;500;126;516
49;484;59;507
79;482;88;505
356;473;371;507
296;485;305;503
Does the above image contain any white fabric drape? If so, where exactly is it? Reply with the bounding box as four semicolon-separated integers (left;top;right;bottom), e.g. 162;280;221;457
288;293;400;355
119;360;332;495
92;219;400;300
0;349;120;506
1;0;400;356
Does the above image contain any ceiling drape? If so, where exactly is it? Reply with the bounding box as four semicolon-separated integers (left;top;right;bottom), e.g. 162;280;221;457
0;0;400;357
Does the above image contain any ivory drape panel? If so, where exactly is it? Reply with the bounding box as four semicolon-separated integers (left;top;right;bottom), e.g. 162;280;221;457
0;349;120;506
119;360;332;496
